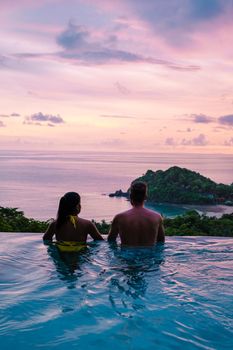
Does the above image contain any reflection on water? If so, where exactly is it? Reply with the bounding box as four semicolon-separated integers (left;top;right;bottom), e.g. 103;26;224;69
46;241;165;300
46;243;91;288
0;233;233;350
107;245;165;318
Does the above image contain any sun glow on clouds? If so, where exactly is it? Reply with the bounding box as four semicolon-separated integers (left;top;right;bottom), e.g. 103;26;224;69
0;0;233;152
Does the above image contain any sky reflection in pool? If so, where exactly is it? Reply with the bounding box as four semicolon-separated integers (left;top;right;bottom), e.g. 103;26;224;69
0;233;232;350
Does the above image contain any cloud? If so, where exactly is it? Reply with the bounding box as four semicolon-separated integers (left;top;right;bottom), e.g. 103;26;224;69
115;82;131;95
190;0;223;20
0;55;8;67
57;22;89;50
218;114;233;126
190;113;214;123
0;121;6;127
166;134;208;147
124;0;229;46
165;137;176;146
100;114;135;119
224;137;233;146
55;21;201;70
59;48;200;70
0;113;21;118
24;112;65;126
181;133;208;146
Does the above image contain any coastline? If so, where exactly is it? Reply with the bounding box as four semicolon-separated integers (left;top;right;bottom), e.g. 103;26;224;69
145;201;233;218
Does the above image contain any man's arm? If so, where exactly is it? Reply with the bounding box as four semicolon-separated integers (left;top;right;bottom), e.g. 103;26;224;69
108;216;119;242
89;222;104;240
157;218;165;243
43;221;56;241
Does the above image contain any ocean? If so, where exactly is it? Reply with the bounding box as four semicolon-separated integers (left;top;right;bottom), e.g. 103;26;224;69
0;150;232;222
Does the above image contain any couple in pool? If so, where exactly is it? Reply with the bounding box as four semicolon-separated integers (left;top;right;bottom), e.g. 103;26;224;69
43;182;165;246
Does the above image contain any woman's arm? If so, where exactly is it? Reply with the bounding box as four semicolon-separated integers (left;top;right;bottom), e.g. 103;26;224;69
88;222;104;240
43;221;56;241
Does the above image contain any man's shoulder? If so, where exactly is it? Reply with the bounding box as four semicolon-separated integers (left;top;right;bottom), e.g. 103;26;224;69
113;209;132;221
144;208;163;220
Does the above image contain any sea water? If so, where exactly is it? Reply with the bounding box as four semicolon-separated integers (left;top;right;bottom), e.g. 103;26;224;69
0;233;232;350
0;150;233;221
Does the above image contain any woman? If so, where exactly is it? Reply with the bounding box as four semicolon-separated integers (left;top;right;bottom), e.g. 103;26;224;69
43;192;103;249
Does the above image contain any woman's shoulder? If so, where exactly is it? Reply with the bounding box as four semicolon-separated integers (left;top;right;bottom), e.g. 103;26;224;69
78;217;95;228
48;219;57;227
78;217;91;224
47;220;57;233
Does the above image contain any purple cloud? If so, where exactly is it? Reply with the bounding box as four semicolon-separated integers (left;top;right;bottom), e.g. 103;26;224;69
0;55;8;67
0;113;21;118
123;0;228;46
191;113;214;123
25;112;64;126
182;133;208;146
165;137;176;146
57;22;89;50
0;120;6;127
55;21;200;70
115;82;131;95
218;114;233;126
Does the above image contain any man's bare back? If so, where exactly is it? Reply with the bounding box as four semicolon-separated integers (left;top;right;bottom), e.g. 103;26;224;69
108;182;165;246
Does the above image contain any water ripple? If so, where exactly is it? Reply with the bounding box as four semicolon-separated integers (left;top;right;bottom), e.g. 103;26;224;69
0;233;233;349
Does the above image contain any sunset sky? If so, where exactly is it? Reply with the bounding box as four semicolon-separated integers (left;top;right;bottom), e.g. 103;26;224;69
0;0;233;153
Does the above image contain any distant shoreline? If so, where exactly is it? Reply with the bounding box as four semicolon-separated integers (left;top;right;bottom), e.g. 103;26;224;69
144;201;233;218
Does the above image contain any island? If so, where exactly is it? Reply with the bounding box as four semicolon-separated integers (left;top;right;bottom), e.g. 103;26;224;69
109;166;233;206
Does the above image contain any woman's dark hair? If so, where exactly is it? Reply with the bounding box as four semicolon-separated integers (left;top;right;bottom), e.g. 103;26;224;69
56;192;80;230
130;181;147;205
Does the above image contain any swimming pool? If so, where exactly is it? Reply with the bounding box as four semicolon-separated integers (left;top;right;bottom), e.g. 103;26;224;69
0;233;232;350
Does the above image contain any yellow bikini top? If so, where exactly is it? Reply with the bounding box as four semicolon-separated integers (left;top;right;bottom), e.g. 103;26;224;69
69;215;78;229
56;215;86;252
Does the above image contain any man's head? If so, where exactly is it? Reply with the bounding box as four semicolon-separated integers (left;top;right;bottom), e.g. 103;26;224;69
130;181;147;206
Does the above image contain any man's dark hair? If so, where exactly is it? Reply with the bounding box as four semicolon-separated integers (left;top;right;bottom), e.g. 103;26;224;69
130;181;147;205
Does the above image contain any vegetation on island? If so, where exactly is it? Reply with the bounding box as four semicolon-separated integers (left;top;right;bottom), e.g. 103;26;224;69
0;206;232;237
110;166;233;205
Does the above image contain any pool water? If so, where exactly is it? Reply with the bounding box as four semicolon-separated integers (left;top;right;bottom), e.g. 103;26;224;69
0;233;232;350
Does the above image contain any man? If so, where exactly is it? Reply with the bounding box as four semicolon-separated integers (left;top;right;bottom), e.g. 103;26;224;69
108;182;165;246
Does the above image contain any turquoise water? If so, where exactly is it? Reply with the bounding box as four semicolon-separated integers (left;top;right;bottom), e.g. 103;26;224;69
0;233;232;349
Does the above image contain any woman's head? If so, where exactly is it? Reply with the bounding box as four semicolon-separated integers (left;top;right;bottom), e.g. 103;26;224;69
56;192;81;229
